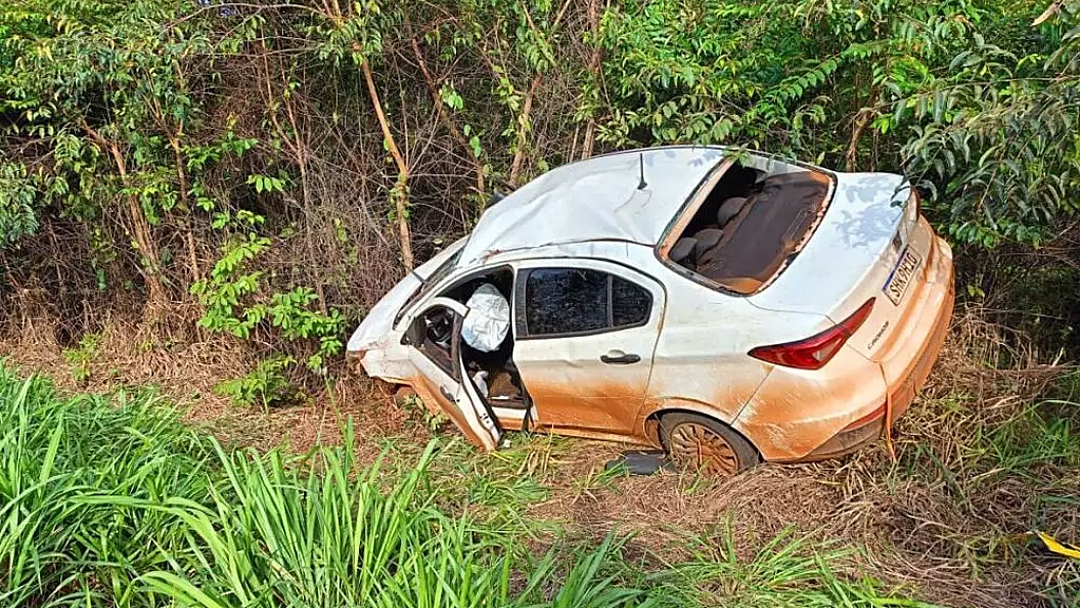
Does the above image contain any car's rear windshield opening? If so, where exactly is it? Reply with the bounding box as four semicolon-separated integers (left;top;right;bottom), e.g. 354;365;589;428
664;162;831;294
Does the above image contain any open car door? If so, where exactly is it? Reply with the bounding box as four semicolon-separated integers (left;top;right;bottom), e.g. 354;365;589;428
404;297;503;451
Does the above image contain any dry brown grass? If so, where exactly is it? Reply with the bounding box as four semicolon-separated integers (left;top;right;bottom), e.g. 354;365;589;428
1;303;1077;607
0;315;430;467
448;304;1078;607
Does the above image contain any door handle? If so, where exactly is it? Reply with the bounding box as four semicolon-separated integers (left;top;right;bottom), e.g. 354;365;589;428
600;351;641;365
440;386;456;401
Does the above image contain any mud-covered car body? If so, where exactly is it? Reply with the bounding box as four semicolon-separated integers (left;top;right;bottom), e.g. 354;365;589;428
347;146;954;473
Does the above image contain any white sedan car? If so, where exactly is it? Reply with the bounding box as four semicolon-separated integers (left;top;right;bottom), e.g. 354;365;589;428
347;146;955;476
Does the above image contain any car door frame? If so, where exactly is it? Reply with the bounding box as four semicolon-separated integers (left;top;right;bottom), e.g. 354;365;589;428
509;257;667;436
403;297;503;450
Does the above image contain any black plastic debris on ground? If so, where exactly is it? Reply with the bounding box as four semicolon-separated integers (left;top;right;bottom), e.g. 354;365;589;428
604;450;675;476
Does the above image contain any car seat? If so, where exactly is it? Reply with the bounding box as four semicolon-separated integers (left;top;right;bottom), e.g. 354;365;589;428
670;237;697;265
692;228;723;259
717;196;748;226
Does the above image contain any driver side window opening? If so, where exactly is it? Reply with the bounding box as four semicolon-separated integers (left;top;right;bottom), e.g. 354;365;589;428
439;267;530;414
395;248;464;328
410;306;459;380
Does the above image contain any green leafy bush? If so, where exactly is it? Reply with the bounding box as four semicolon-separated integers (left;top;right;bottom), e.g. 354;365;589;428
214;354;298;410
61;332;102;384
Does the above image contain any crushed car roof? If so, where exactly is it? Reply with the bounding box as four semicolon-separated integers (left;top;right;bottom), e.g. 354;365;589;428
458;147;727;266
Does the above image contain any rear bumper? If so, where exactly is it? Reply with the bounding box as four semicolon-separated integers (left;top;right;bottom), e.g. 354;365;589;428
735;234;955;462
886;253;954;419
806;235;955;460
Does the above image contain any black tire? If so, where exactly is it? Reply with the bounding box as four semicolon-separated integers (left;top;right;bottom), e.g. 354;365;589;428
659;412;761;476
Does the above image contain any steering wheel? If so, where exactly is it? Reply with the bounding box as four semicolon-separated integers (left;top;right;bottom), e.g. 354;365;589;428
425;310;453;346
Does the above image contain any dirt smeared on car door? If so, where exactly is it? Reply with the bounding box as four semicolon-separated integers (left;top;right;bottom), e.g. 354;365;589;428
511;261;666;436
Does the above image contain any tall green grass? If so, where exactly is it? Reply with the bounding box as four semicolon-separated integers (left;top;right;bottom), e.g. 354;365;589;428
0;365;939;607
0;367;652;607
0;370;217;607
661;528;939;608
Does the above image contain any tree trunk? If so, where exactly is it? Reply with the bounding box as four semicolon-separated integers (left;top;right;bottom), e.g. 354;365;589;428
168;133;203;286
581;0;604;159
277;65;330;314
407;27;486;195
509;74;543;188
845;89;879;172
84;124;168;308
845;110;872;172
360;58;414;271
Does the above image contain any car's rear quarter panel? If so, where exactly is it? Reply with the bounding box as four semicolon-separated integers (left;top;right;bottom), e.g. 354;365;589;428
631;249;824;442
732;224;955;461
731;348;890;460
640;292;772;429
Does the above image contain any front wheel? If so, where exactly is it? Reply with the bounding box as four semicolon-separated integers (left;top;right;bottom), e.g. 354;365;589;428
659;413;760;477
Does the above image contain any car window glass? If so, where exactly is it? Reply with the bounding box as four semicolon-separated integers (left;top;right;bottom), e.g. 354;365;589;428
523;268;652;337
612;276;650;326
525;269;608;335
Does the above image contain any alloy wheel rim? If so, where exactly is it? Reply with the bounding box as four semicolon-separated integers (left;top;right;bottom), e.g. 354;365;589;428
669;422;739;476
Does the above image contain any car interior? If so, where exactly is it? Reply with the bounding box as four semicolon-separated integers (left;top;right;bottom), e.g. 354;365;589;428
667;161;831;294
439;267;532;420
414;307;456;375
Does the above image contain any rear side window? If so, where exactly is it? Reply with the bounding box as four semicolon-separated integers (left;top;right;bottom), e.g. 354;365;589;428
521;268;652;337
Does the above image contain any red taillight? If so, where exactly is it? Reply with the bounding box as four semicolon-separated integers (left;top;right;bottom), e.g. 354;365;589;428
749;298;876;370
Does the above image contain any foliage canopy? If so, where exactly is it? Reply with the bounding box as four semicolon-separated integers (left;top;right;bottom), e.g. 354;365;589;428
0;0;1077;392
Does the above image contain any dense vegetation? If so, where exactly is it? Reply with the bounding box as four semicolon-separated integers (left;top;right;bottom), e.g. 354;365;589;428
0;365;651;608
0;0;1077;402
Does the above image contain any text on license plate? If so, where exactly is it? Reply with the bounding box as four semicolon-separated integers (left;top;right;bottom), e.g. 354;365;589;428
884;248;921;305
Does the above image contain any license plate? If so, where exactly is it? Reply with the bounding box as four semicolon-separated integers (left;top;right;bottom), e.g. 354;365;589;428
884;247;921;305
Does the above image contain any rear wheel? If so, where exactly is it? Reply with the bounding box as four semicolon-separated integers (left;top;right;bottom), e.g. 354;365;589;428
660;413;760;477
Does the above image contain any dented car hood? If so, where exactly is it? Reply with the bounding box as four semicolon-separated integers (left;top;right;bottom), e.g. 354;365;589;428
347;238;467;353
